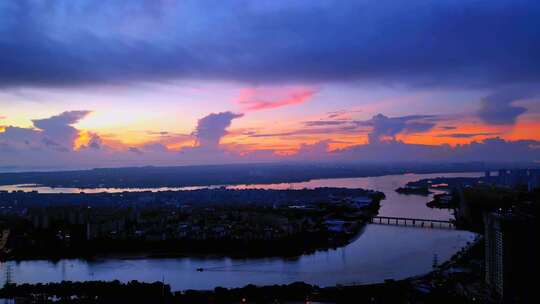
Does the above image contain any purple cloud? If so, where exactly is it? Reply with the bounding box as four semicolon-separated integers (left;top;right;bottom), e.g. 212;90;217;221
0;110;91;151
436;132;500;138
477;88;530;125
356;114;437;144
192;112;244;149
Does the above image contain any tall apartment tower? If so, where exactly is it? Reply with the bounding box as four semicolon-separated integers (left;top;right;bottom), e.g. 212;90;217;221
484;211;537;302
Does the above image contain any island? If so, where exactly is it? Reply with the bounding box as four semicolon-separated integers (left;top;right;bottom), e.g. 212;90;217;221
0;187;384;260
395;186;432;195
426;193;457;208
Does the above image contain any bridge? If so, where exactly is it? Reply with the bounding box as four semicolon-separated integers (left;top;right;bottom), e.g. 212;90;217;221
370;216;455;229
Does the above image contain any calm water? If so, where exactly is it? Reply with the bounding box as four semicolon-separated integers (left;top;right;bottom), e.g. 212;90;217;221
0;172;480;290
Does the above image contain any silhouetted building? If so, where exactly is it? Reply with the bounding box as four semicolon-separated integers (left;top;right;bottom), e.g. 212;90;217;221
484;210;538;302
528;169;540;192
494;169;540;191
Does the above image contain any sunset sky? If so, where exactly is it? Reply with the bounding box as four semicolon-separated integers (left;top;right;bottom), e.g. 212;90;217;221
1;0;539;169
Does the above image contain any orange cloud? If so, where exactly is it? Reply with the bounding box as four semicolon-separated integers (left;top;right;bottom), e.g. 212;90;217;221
506;119;540;141
397;121;508;146
237;86;317;111
74;130;91;150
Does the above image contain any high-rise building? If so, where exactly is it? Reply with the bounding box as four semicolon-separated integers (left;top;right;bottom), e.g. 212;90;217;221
484;210;538;302
528;169;540;192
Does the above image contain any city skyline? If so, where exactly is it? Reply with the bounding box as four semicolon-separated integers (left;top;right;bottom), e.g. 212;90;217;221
1;0;540;169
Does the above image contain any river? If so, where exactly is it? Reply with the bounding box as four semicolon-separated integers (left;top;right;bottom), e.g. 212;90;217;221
0;172;480;290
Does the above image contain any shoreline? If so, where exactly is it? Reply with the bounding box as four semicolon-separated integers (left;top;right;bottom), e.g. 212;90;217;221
0;236;488;303
2;225;368;262
0;168;485;190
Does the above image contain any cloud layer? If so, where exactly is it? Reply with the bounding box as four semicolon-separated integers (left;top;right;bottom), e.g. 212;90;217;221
1;1;540;89
1;110;539;170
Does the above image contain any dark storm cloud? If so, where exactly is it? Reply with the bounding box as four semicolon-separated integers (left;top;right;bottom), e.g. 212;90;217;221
1;0;540;88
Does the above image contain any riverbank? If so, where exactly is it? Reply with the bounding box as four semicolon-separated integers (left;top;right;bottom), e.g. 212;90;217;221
4;228;367;261
0;236;491;303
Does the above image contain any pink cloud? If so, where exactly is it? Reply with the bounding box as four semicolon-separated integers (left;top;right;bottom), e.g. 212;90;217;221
237;86;318;111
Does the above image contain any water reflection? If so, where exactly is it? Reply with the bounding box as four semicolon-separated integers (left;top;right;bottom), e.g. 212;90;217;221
2;225;475;290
